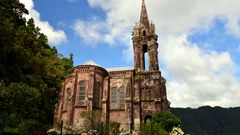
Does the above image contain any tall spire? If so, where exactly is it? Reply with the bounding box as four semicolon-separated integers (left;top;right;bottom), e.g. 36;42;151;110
140;0;150;29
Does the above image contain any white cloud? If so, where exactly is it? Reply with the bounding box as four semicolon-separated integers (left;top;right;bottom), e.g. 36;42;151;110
72;17;131;46
73;0;240;107
19;0;67;46
78;0;240;44
225;16;240;39
159;35;239;107
72;0;140;46
73;19;114;46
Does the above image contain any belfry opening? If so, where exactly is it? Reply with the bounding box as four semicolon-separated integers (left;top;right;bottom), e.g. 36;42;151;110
143;44;148;70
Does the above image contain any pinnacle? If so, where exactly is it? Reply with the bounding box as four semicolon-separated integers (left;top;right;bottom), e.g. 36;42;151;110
140;0;150;29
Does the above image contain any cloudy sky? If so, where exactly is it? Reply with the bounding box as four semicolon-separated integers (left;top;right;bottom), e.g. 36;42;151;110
19;0;240;108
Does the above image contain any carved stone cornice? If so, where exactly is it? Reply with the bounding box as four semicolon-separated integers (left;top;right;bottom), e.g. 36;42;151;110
73;65;109;77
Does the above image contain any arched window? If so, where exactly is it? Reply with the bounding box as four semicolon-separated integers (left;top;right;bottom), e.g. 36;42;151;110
78;81;86;106
142;44;148;70
143;30;146;36
119;86;125;109
111;87;117;109
64;88;71;110
93;82;101;108
110;85;126;109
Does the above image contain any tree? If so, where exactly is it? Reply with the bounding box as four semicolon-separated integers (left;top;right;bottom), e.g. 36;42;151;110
0;0;28;82
140;112;182;135
152;112;182;132
0;0;73;133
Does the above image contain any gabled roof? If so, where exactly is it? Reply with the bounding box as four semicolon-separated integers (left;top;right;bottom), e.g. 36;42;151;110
106;67;134;72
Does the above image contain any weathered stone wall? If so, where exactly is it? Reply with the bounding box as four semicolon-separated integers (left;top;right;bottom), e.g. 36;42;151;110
55;65;108;127
54;66;169;132
108;70;134;131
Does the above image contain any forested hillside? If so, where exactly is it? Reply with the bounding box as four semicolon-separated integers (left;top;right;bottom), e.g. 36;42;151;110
172;106;240;135
0;0;73;134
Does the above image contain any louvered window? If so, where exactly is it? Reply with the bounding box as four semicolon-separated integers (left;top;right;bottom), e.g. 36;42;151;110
111;87;117;109
93;82;101;107
119;86;125;109
78;81;86;106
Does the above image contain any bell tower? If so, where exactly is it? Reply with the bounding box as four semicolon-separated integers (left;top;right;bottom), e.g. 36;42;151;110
132;0;159;71
131;0;170;130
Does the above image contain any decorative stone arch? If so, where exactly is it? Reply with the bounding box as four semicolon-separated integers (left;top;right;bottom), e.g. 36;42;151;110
111;82;125;88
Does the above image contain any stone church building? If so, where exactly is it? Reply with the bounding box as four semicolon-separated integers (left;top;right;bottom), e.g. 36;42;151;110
54;0;170;132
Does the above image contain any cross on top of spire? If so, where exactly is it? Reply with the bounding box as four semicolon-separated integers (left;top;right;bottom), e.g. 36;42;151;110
140;0;150;29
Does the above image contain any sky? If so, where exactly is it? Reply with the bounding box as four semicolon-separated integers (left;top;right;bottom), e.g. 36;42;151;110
19;0;240;108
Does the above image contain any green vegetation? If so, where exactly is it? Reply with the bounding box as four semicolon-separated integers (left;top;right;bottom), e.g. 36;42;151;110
0;0;73;134
172;106;240;135
140;112;183;135
80;110;102;130
62;110;121;135
61;111;183;135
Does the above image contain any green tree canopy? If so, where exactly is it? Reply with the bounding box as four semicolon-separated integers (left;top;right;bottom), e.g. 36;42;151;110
152;111;182;132
0;0;73;134
140;112;182;135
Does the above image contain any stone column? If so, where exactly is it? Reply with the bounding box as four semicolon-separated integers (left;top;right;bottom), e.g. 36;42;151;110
101;76;109;124
149;38;159;70
88;69;95;111
133;75;141;132
70;74;78;125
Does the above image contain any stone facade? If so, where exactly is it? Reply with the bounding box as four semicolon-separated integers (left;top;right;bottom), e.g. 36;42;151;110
53;0;170;132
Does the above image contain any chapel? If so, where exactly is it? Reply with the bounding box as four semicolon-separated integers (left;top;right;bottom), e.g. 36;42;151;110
54;0;170;131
